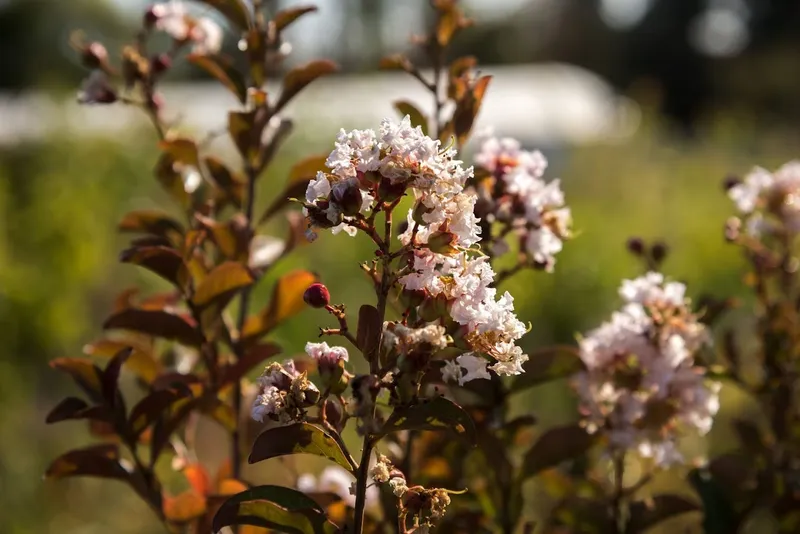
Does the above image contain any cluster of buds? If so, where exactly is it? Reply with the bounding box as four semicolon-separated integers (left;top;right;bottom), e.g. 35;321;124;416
572;272;720;466
472;133;572;271
251;361;320;424
726;161;800;238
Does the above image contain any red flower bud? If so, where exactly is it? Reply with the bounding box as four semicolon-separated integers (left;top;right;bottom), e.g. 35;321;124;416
303;283;330;308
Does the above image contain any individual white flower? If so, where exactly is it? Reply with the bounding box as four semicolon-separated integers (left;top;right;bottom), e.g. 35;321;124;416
456;353;490;385
728;167;773;213
441;360;461;384
251;386;283;422
305;341;349;363
297;466;378;509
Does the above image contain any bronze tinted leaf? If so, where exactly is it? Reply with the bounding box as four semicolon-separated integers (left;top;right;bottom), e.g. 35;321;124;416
188;54;248;104
205;156;245;208
379;54;412;72
45;444;129;481
213;485;337;534
101;347;132;408
196;0;252;29
50;358;104;401
192;261;254;308
159;138;200;168
274;60;338;112
119;210;184;238
520;424;596;479
509;346;585;393
628;495;700;533
229;110;257;161
46;397;92;424
273;5;318;32
83;339;161;383
120;245;191;292
377;396;476;444
450;75;492;146
356;305;381;361
154;153;191;208
393;100;428;136
249;423;354;472
258;154;328;224
220;342;282;385
242;270;318;342
103;308;204;347
128;388;191;436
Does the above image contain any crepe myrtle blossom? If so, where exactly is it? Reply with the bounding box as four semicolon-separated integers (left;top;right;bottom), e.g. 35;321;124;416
251;360;320;424
727;161;800;236
148;1;223;55
473;132;572;272
297;466;379;510
572;272;720;466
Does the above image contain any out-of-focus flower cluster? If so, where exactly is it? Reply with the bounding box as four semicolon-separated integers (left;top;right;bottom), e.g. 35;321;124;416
573;272;720;466
148;1;223;55
473;133;572;271
251;360;320;423
303;117;530;383
728;161;800;237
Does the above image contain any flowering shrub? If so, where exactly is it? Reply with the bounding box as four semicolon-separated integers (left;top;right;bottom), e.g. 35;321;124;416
44;1;800;533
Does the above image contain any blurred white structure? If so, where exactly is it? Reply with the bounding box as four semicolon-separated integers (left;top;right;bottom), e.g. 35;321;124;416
0;63;639;148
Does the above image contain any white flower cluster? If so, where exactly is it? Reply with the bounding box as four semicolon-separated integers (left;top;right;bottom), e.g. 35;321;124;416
297;466;379;510
251;360;319;423
382;323;449;355
573;272;720;466
150;1;223;55
728;161;800;236
308;117;529;383
474;134;571;271
305;341;349;366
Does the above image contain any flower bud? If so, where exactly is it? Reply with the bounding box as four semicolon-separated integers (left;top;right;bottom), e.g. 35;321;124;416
378;178;407;202
303;283;330;308
651;241;669;264
426;230;459;255
306;202;342;229
626;237;645;256
412;201;433;226
331;179;364;216
722;174;741;191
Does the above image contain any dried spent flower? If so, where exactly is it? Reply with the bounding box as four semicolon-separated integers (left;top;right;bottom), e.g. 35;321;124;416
251;360;320;424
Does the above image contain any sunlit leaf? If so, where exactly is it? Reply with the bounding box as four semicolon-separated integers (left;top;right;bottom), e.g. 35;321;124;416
213;485;338;534
274;6;318;32
202;397;238;432
120;245;191;293
154;153;191;208
159;138;200;168
196;0;252;30
50;358;104;401
192;261;254;308
164;490;207;524
449;75;492;146
520;424;596;480
220;342;282;385
274;60;339;113
189;54;248;104
258;154;328;224
242;270;318;342
448;56;477;100
628;494;700;533
103;308;204;347
249;423;354;472
45;444;129;481
509;346;585;393
196;213;249;260
393;101;428;136
379;54;412;72
377;396;476;444
83;339;161;383
119;210;184;238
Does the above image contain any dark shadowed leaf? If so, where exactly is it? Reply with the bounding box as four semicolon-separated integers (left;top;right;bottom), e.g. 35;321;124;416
229;110;257;161
274;5;318;31
189;54;248;104
220;342;282;385
120;245;191;292
45;444;129;481
258;154;328;224
628;494;700;533
242;270;318;342
129;388;192;436
46;397;95;424
159;138;200;167
197;0;252;29
377;396;476;443
356;305;381;361
192;261;254;308
205;156;245;208
732;418;767;454
274;60;338;113
520;424;596;479
510;346;585;393
102;347;132;408
249;423;354;472
84;339;161;383
50;358;104;402
393;100;428;136
104;308;204;347
119;210;184;238
552;497;614;533
213;485;338;534
688;465;742;534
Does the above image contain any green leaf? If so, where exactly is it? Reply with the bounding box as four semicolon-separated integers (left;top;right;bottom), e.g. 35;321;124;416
393;100;429;136
258;154;328;224
274;60;338;113
213;485;338;534
520;424;596;480
103;308;204;347
192;261;254;308
120;245;191;293
45;444;129;481
509;345;585;393
242;270;318;343
356;305;381;362
196;0;252;30
188;54;248;104
628;494;700;533
377;396;477;444
248;423;354;473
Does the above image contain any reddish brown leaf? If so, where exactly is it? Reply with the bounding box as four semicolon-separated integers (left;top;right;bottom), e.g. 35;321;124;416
120;245;191;292
393;100;429;136
510;345;585;392
450;75;491;146
119;210;184;238
101;347;132;408
50;358;104;401
274;60;339;113
196;0;252;29
242;270;318;342
159;138;200;168
189;54;248;104
128;387;191;436
154;153;191;209
46;397;92;424
103;308;204;347
45;444;129;481
520;424;597;479
192;261;254;309
274;5;318;31
249;423;354;472
356;305;381;361
229;110;257;162
83;339;161;383
379;54;413;72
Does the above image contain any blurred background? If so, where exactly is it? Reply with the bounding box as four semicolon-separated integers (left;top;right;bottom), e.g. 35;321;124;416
2;0;800;532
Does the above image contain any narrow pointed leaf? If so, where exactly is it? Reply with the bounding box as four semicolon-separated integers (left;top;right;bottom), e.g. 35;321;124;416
192;261;254;308
189;54;248;104
510;346;585;393
377;396;476;443
46;397;91;424
50;358;104;401
520;424;596;479
120;245;191;292
274;60;338;112
628;495;700;533
103;308;204;347
205;156;245;208
102;347;133;407
119;210;184;237
159;138;200;168
249;423;354;472
128;388;191;436
274;6;318;32
242;270;318;342
45;444;129;481
83;339;161;383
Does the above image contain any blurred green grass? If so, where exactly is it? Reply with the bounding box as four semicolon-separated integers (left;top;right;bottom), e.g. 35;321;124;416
1;109;797;533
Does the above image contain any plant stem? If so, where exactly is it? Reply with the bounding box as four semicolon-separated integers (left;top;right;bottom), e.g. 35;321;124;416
353;435;375;534
612;451;626;534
